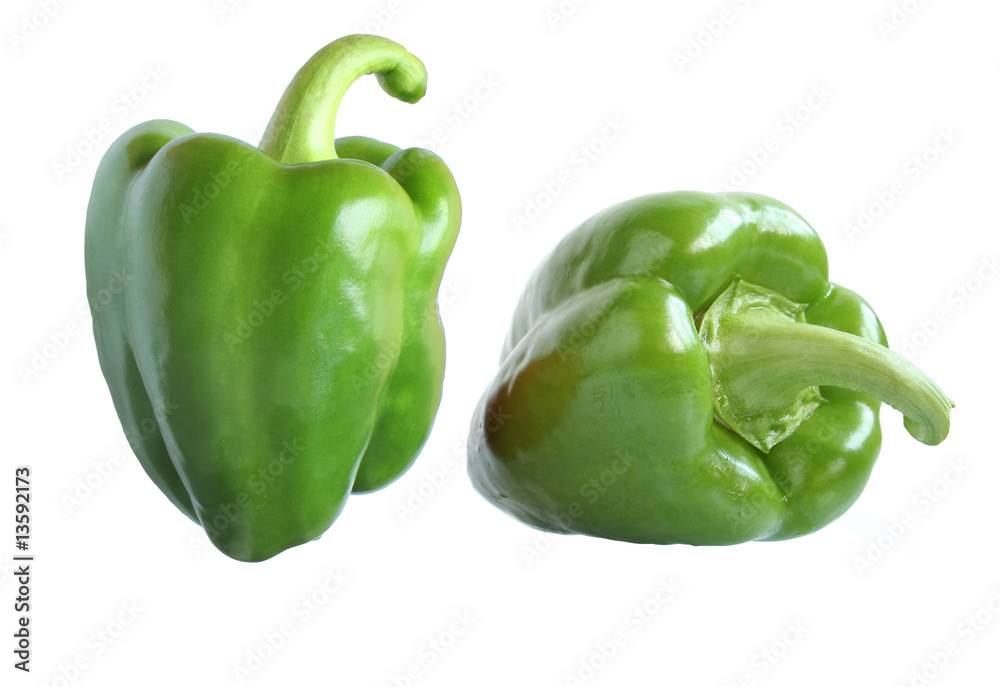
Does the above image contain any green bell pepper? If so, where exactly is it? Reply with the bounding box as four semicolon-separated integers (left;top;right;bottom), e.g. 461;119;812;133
85;35;461;562
468;191;951;544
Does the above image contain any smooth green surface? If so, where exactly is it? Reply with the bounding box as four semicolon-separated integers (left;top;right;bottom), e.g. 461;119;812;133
468;191;951;545
85;35;460;562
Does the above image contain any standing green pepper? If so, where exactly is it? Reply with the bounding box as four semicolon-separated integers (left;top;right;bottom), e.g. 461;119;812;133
85;35;461;561
468;192;951;544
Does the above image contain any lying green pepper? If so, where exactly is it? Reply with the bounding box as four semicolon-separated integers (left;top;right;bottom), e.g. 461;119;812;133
85;35;461;561
468;191;951;544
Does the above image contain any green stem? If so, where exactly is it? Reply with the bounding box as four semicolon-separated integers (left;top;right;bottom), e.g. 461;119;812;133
702;280;953;451
258;35;427;165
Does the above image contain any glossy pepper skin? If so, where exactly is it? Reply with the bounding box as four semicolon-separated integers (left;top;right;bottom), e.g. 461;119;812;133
85;36;461;562
468;192;951;544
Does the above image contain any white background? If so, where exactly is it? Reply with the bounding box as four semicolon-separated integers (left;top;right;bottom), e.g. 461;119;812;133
2;0;999;685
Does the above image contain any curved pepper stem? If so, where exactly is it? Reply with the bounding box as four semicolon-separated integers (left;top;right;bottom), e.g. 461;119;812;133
258;34;427;165
701;279;953;452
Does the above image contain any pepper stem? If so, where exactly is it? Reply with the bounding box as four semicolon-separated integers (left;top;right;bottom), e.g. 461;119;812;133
700;280;953;452
258;34;427;165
